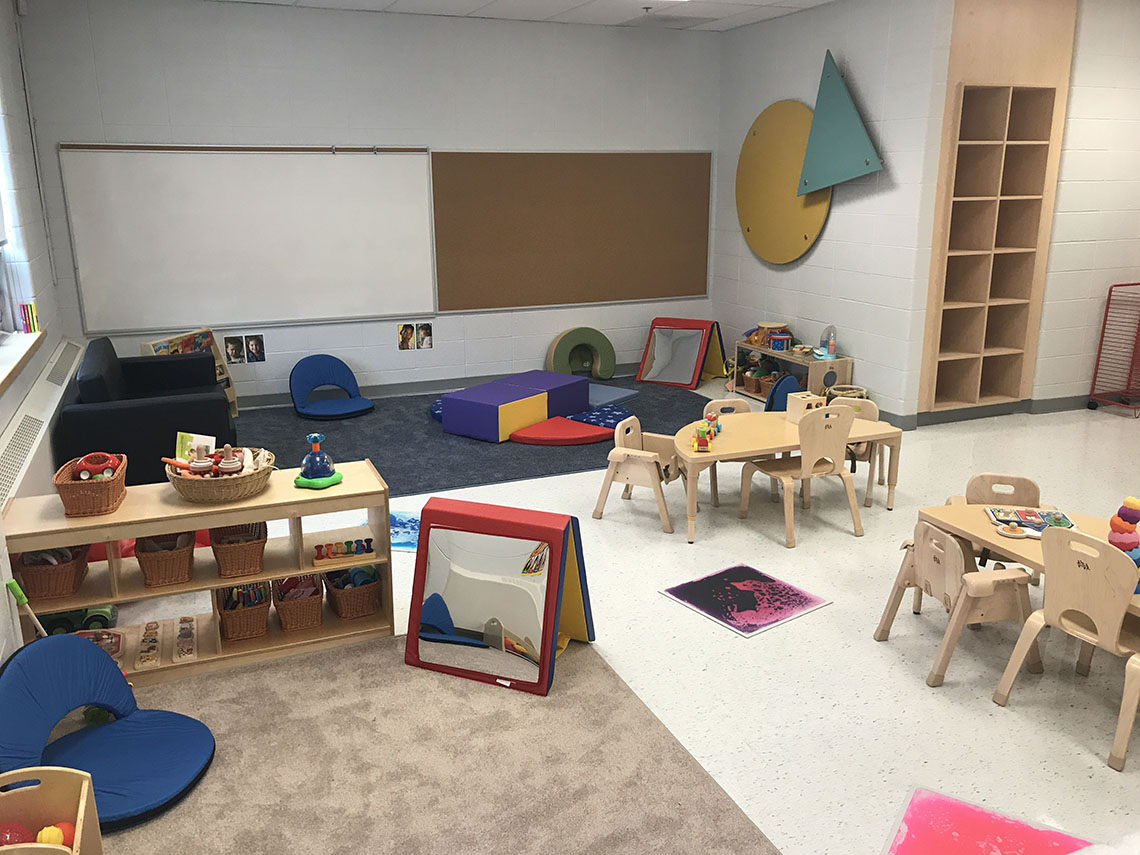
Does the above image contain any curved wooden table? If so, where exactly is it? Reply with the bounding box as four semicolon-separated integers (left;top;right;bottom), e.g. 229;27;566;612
917;504;1140;616
672;412;903;543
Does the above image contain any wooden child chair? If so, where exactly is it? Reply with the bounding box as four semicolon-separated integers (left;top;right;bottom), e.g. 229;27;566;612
874;520;1041;687
593;415;683;534
827;397;886;508
739;406;862;548
993;528;1140;771
704;398;751;509
947;472;1048;584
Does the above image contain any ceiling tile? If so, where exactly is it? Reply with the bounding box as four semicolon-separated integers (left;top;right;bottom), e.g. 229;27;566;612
383;0;490;14
689;4;801;29
652;1;757;18
551;0;677;27
297;0;397;10
468;0;590;22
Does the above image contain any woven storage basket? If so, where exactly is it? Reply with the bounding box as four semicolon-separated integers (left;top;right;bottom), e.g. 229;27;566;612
166;449;275;504
273;575;324;632
52;455;128;517
324;573;379;620
135;533;195;587
210;522;268;578
14;545;90;599
216;583;271;641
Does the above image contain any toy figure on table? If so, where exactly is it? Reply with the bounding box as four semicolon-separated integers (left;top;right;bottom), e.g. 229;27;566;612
1111;497;1140;593
295;433;343;490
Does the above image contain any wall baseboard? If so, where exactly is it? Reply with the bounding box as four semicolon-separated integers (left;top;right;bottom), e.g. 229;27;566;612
916;394;1092;426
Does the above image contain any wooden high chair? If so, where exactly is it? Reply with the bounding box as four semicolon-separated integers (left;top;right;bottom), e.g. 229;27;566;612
593;415;683;534
739;406;862;548
704;398;751;508
993;528;1140;771
827;397;886;508
875;520;1041;687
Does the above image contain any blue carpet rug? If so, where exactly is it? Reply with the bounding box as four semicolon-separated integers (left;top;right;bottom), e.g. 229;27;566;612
236;377;708;499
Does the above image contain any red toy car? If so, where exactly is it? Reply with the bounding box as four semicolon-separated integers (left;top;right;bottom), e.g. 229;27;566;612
74;452;121;481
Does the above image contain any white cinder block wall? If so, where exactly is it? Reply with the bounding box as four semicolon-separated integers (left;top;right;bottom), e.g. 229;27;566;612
18;0;720;399
711;0;953;418
1035;0;1140;402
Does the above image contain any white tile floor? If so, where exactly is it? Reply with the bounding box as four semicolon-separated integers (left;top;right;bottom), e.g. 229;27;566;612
125;394;1140;853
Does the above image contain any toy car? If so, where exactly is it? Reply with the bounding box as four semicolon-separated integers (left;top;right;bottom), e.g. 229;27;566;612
73;452;120;481
40;605;118;635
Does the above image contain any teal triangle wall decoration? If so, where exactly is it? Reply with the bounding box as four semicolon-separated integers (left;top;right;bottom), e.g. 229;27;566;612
798;50;883;196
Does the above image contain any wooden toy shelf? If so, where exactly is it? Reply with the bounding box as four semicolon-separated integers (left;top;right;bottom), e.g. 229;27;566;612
3;459;393;685
920;80;1067;414
731;341;853;404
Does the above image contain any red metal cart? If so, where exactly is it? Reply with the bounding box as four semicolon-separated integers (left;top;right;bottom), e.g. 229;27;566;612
1089;282;1140;416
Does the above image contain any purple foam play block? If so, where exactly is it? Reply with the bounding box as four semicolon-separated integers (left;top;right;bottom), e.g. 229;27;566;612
441;383;532;442
494;370;589;418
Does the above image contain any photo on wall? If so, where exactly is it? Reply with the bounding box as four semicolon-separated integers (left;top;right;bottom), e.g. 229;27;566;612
416;322;433;349
397;322;416;351
223;336;245;364
244;334;265;363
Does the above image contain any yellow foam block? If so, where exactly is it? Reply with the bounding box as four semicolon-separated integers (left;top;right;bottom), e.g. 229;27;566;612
497;392;548;442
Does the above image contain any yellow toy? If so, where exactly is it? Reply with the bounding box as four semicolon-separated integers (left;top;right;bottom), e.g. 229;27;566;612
36;825;65;845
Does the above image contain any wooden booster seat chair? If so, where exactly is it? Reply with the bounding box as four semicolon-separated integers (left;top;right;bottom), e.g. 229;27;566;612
740;406;862;548
0;635;215;830
827;397;886;508
874;520;1041;687
704;398;751;509
593;416;683;534
993;528;1140;771
945;472;1047;583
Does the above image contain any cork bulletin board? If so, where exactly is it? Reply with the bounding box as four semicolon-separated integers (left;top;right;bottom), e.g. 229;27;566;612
431;152;712;312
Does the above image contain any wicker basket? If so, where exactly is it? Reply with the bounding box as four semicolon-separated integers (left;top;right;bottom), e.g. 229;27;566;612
210;522;268;578
741;373;761;394
324;573;379;620
52;455;128;517
135;533;195;587
216;583;271;641
14;545;91;599
166;449;275;505
273;576;323;632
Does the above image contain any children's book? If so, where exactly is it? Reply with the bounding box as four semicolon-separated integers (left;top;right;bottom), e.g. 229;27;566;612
175;432;216;461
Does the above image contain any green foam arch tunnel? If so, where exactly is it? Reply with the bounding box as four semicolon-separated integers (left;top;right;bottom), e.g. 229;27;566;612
545;327;616;380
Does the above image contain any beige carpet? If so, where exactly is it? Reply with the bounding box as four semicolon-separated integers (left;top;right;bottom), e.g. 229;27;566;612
105;637;779;854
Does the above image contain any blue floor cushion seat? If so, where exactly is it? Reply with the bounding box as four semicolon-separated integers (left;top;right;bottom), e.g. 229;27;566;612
0;635;215;831
290;354;375;420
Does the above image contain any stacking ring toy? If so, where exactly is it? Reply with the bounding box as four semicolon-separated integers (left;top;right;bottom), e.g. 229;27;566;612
1111;515;1137;534
1108;530;1140;551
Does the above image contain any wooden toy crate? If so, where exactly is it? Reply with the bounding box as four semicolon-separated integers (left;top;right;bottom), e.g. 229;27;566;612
13;545;90;600
0;766;103;854
51;455;127;517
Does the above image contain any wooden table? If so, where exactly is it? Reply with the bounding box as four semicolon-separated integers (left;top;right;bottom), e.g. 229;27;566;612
672;411;903;543
918;504;1140;616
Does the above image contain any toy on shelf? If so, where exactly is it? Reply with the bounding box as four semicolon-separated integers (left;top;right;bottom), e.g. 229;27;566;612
175;616;197;662
216;443;243;475
295;433;343;490
188;444;214;476
73;451;121;481
815;324;838;360
76;629;123;661
745;322;790;349
313;537;374;565
136;620;162;670
1111;497;1140;593
326;566;377;590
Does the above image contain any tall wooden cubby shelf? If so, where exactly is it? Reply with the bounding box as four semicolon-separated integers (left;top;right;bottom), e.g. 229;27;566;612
4;460;394;686
918;0;1076;416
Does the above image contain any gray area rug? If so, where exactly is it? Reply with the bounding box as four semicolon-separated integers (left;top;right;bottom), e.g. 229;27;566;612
106;638;779;854
236;377;709;498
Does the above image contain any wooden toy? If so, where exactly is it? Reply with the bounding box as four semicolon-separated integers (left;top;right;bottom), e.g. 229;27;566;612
593;415;683;534
740;406;862;549
364;538;374;553
875;520;1039;687
175;616;197;662
745;322;789;348
314;544;326;561
993;528;1140;771
295;433;343;489
691;422;712;453
188;444;214;476
216;443;243;475
74;452;120;481
354;539;364;554
784;391;825;425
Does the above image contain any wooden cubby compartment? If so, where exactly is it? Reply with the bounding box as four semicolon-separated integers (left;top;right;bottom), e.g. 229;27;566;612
944;253;991;305
995;198;1042;249
948;199;998;252
984;302;1029;352
980;352;1024;402
1007;87;1055;141
959;86;1010;141
954;143;1003;197
935;358;981;409
939;306;985;358
1001;143;1048;196
989;251;1035;302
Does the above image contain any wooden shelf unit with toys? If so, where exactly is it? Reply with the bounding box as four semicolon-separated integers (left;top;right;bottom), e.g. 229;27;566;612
3;459;393;686
732;339;853;405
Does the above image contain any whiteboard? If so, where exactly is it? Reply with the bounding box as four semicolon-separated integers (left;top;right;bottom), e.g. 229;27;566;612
60;146;436;334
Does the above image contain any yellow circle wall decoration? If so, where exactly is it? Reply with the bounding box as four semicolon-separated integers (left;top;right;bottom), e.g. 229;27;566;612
736;100;832;265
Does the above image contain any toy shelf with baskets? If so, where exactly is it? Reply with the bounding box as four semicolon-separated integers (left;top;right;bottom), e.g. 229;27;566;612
3;459;393;686
731;341;853;404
